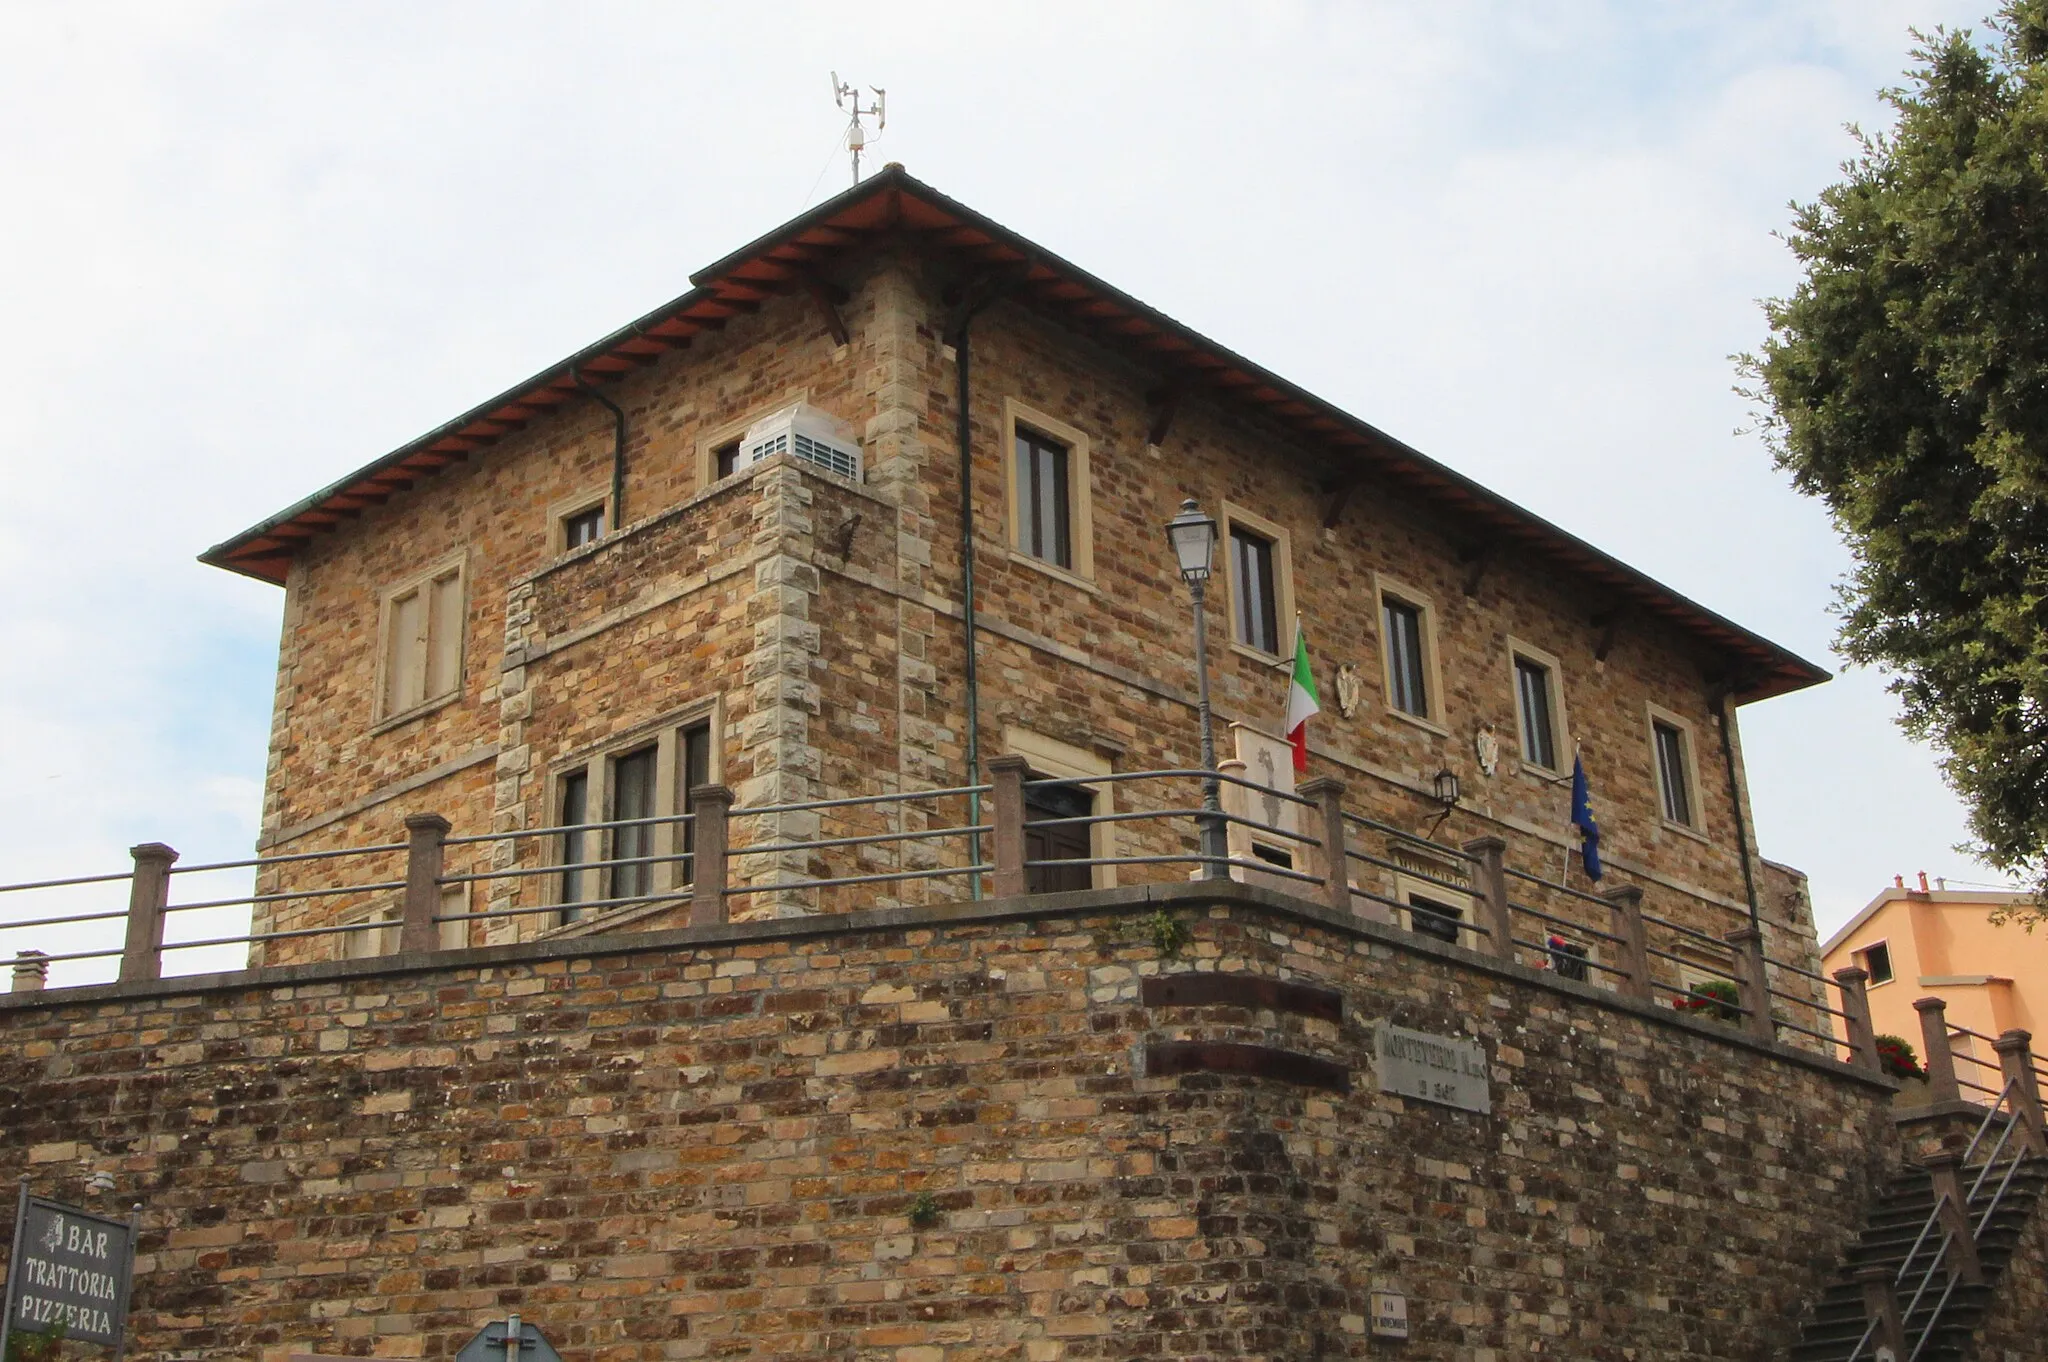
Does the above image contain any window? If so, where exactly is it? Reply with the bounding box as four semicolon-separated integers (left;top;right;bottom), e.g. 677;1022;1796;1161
1004;725;1116;890
1392;854;1473;947
1406;891;1464;945
1232;527;1279;654
1221;503;1295;661
563;504;605;548
1547;934;1591;982
554;709;719;926
1015;426;1073;568
378;557;465;722
1384;600;1428;717
343;905;400;960
1023;776;1093;895
1650;713;1698;828
714;439;741;481
1001;400;1095;583
1509;642;1567;774
1861;940;1895;986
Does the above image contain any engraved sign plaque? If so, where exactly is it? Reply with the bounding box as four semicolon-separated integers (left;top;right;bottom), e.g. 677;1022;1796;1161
1374;1021;1491;1114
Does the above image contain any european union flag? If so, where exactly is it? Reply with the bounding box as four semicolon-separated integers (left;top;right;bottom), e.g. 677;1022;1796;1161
1570;754;1603;882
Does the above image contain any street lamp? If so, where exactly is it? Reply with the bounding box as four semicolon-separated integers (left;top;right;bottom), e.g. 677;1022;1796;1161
1166;498;1226;878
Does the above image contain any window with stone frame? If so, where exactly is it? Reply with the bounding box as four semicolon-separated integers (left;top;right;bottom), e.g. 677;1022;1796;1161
377;557;466;723
556;712;716;925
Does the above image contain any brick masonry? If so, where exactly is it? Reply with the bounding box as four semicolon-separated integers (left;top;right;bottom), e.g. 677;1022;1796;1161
1;882;1897;1360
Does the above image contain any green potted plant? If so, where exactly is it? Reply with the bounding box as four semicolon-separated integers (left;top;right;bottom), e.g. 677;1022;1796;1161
1673;979;1742;1024
1876;1034;1932;1105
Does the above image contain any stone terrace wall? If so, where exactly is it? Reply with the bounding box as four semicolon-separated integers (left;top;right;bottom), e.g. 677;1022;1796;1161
0;882;1896;1361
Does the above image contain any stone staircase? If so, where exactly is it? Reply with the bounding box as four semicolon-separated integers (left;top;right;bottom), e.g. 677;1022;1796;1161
1791;1155;2045;1361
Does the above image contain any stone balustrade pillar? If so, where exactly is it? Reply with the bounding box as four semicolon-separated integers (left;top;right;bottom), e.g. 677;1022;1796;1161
1297;776;1350;918
1992;1029;2046;1155
689;784;736;929
1914;997;1962;1106
987;755;1030;900
119;842;178;984
1602;884;1650;1002
399;813;450;955
1833;966;1880;1074
1461;836;1513;963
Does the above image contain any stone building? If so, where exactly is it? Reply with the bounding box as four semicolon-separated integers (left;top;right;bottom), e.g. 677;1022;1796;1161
202;165;1822;980
4;168;2044;1361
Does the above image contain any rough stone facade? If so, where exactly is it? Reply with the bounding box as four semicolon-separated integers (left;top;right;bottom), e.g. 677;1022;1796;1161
1;882;1898;1361
239;237;1820;1005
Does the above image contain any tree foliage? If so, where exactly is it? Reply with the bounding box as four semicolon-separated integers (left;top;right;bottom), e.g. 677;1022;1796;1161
1746;2;2048;926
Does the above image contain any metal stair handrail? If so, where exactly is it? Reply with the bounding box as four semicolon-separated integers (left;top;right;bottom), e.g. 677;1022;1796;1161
1846;1077;2030;1361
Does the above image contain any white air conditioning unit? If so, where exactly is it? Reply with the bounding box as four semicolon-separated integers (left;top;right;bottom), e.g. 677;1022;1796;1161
737;402;863;483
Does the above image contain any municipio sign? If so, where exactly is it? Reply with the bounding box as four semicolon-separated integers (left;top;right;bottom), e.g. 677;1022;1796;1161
1374;1021;1492;1115
2;1193;137;1350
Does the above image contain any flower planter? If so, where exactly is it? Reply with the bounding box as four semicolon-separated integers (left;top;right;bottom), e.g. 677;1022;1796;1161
1890;1074;1933;1110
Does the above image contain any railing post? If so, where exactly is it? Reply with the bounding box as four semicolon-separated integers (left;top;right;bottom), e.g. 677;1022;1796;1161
1833;967;1881;1074
1297;776;1350;917
398;813;450;954
119;842;177;983
10;951;48;993
1914;997;1962;1106
1991;1029;2046;1155
1855;1265;1908;1359
1601;884;1650;1001
1920;1151;1984;1285
1460;836;1513;962
689;784;735;929
988;755;1030;900
1722;926;1775;1044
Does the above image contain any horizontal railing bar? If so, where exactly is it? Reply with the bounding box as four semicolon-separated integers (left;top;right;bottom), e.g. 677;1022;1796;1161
159;918;392;953
1952;1048;2004;1072
1948;1023;2006;1045
726;864;990;895
0;870;135;895
1020;807;1203;831
439;851;694;885
1768;991;1851;1022
1;945;124;966
1956;1078;2004;1098
443;811;695;846
1769;1017;1843;1045
1505;901;1627;945
1215;811;1321;847
0;907;132;932
1345;849;1474;898
170;843;408;874
163;882;409;913
440;893;687;924
1758;956;1831;985
731;823;992;857
1638;911;1735;951
1501;866;1622;911
1340;811;1477;861
1023;768;1317;810
1208;855;1325;886
1642;943;1738;977
733;784;992;818
1506;936;1630;978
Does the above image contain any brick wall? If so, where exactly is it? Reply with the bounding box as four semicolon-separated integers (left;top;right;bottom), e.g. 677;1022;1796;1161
1;882;1893;1360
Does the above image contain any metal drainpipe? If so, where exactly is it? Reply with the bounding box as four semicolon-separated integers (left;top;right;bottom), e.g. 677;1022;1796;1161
572;368;628;531
1717;688;1762;932
952;316;985;896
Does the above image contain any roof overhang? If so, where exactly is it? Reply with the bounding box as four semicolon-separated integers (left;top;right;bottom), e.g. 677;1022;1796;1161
200;165;1828;705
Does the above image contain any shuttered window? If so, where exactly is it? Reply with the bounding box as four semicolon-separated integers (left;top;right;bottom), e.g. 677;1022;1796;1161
382;564;465;719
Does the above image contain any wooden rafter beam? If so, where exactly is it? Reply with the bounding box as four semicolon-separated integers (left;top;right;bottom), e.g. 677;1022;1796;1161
1322;478;1361;531
1146;384;1182;447
808;279;850;347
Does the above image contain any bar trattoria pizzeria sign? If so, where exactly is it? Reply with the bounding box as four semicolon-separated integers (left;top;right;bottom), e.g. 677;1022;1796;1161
2;1190;137;1352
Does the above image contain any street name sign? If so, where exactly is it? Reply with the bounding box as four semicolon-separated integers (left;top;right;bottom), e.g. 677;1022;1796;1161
1374;1021;1491;1114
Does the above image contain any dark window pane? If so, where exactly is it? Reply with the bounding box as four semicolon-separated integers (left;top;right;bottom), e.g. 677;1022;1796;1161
559;771;590;923
1384;600;1428;717
1408;893;1462;944
1864;941;1894;985
612;747;657;901
564;506;604;548
1516;657;1556;770
679;722;711;886
1024;775;1092;895
1654;722;1693;826
1016;428;1072;568
715;440;741;480
1548;935;1590;982
1231;527;1279;654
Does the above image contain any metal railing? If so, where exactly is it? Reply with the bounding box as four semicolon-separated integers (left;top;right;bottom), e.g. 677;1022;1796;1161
0;765;1859;1064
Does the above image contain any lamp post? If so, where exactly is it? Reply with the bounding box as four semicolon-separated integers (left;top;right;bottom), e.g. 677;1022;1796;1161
1166;498;1226;878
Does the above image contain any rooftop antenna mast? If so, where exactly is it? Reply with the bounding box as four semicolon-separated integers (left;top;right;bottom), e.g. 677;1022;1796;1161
832;72;885;185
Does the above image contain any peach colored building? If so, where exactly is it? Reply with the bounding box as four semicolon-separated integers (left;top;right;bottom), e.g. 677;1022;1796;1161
1822;879;2046;1064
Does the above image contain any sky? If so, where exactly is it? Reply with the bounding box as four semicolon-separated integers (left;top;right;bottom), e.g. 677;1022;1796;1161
0;0;2017;983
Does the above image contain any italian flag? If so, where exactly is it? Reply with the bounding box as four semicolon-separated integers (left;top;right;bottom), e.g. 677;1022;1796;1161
1285;624;1321;773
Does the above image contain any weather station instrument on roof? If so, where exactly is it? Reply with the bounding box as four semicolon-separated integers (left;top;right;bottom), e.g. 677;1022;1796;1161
832;72;885;184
